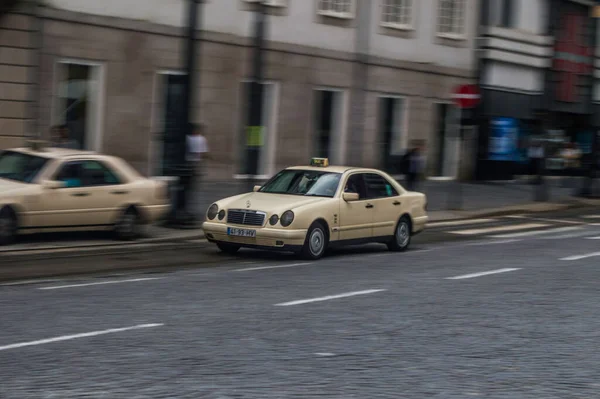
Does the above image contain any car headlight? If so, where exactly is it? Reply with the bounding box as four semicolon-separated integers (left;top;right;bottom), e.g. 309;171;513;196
218;210;226;220
269;214;279;226
280;210;294;227
207;204;218;220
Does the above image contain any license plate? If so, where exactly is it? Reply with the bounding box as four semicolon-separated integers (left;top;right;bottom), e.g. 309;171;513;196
227;227;256;238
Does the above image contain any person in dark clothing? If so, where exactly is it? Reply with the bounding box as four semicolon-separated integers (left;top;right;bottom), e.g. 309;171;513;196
403;141;425;191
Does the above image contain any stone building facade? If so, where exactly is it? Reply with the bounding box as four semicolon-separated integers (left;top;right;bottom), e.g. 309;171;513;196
0;0;479;180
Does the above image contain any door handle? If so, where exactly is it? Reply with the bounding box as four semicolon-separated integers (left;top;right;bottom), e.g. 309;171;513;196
365;204;374;209
393;201;401;206
71;192;90;197
111;190;129;195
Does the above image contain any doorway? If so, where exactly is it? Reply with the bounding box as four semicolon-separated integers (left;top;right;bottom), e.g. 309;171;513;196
237;81;279;178
433;102;460;178
160;73;187;175
53;61;104;151
313;89;346;165
378;96;407;174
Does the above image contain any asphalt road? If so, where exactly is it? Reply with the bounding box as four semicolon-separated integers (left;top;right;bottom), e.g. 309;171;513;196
2;207;600;398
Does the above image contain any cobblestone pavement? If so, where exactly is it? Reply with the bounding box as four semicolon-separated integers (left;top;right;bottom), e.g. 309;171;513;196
2;208;600;398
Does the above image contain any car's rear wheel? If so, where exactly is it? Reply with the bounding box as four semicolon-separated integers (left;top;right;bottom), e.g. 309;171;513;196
115;206;142;241
0;207;17;246
300;221;328;260
217;243;241;254
387;216;411;252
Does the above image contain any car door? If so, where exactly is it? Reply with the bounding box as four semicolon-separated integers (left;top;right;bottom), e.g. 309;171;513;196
363;173;402;238
77;160;129;226
338;173;374;241
33;161;90;227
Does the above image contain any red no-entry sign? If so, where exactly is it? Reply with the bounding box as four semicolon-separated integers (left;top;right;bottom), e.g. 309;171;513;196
452;84;481;109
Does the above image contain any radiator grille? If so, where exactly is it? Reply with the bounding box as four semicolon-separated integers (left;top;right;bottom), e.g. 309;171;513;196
227;209;266;226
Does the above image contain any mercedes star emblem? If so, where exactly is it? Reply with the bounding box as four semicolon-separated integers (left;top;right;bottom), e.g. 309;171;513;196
246;200;251;208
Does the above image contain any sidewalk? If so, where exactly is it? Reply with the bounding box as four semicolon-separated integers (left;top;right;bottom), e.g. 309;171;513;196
1;178;596;255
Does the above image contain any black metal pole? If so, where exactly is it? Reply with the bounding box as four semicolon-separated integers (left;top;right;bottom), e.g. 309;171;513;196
245;2;266;193
174;0;200;224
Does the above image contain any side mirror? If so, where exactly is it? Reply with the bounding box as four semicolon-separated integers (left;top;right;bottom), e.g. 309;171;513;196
253;185;261;192
342;192;360;202
42;180;66;189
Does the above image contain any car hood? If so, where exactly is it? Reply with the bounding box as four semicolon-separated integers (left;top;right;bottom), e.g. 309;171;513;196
220;192;327;214
0;178;28;195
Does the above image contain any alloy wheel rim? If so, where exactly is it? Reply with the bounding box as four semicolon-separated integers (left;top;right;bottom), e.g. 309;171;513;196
310;228;325;256
397;222;410;247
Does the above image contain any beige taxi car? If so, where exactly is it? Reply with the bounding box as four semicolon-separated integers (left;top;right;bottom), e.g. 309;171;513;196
0;142;171;244
202;158;428;260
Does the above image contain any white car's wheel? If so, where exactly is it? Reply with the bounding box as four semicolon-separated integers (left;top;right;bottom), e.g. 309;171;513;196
300;222;328;260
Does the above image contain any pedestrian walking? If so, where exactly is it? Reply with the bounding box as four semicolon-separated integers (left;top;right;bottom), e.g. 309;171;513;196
403;140;425;191
186;123;210;212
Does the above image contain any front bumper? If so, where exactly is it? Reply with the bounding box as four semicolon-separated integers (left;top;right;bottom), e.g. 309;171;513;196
202;221;307;250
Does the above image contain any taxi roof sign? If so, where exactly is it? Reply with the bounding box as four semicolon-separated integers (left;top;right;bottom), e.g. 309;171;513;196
310;157;329;167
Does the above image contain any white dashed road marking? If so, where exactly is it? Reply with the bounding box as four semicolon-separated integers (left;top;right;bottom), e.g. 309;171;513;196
38;277;163;290
450;223;548;235
0;323;163;351
561;252;600;261
232;263;311;272
446;268;521;280
426;218;497;228
274;289;387;306
466;239;521;246
490;226;582;239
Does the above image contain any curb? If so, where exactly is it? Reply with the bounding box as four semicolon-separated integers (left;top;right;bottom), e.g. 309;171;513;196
1;197;598;258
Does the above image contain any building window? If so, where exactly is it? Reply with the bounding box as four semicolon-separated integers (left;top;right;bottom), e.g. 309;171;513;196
437;0;466;38
500;0;516;28
317;0;355;19
381;0;414;29
53;61;104;152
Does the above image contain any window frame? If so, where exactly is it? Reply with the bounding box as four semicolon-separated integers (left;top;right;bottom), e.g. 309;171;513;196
342;172;369;201
317;0;356;20
435;0;467;40
380;0;415;31
53;159;123;188
363;172;400;200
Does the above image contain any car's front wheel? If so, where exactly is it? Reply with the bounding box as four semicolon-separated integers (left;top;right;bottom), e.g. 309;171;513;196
0;207;17;246
217;243;241;254
387;216;411;252
300;221;328;260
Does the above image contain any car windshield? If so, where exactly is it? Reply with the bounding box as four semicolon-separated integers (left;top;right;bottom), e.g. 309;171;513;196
259;170;342;198
0;151;49;183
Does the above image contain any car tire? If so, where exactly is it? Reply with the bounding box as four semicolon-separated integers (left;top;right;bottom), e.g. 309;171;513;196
216;243;241;254
300;221;328;260
114;206;142;241
388;216;411;252
0;207;17;246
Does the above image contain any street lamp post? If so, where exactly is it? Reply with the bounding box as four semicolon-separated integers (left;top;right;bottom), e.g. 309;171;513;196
244;1;267;193
170;0;202;226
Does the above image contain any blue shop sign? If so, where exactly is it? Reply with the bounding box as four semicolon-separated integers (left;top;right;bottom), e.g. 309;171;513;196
489;117;519;161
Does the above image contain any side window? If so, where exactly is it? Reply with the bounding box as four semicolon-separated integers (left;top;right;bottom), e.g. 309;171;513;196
55;162;83;188
81;161;121;186
364;173;399;199
343;174;368;200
